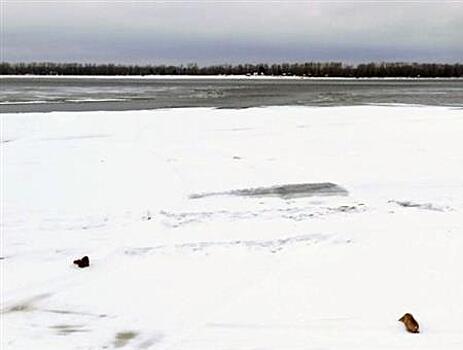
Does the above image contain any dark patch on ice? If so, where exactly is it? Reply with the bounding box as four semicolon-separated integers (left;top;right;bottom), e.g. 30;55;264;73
114;331;138;348
189;182;348;200
389;200;450;212
4;302;36;313
51;324;89;335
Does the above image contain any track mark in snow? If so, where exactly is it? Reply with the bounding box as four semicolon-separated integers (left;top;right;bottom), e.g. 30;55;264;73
124;233;346;256
41;134;110;142
43;308;108;318
1;138;15;144
389;200;452;212
207;318;354;329
160;203;366;227
137;333;164;349
51;324;90;335
214;127;254;132
189;182;348;200
34;215;110;232
1;293;51;314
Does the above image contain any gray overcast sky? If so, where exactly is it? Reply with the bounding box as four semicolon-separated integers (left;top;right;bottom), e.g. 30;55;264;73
2;0;463;64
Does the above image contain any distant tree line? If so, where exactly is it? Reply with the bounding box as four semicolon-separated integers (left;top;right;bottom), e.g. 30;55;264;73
1;62;462;77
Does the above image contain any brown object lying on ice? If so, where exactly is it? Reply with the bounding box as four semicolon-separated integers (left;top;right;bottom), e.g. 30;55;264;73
399;313;420;333
73;256;90;268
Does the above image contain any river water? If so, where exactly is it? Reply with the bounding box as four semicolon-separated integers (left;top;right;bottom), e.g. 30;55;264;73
1;77;462;113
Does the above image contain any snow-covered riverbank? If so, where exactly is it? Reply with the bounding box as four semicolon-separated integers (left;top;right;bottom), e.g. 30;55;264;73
2;105;463;349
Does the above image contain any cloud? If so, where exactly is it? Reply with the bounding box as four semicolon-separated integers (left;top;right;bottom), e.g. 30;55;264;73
3;1;462;63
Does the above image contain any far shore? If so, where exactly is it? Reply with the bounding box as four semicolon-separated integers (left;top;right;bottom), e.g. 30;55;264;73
1;75;463;80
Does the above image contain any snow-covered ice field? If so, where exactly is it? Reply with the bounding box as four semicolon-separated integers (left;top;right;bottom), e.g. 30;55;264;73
2;105;463;349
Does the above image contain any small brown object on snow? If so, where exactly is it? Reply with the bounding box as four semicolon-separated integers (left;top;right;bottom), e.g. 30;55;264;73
399;313;420;333
73;256;90;268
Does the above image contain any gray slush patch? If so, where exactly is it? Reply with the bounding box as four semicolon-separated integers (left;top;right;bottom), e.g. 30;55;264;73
190;182;348;200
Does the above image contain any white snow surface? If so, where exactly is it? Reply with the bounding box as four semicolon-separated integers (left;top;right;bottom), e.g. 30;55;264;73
2;105;463;349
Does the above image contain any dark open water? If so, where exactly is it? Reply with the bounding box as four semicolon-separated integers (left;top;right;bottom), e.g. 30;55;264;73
1;77;462;113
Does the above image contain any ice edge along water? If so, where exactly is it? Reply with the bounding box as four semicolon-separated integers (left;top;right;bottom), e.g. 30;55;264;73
2;105;463;349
